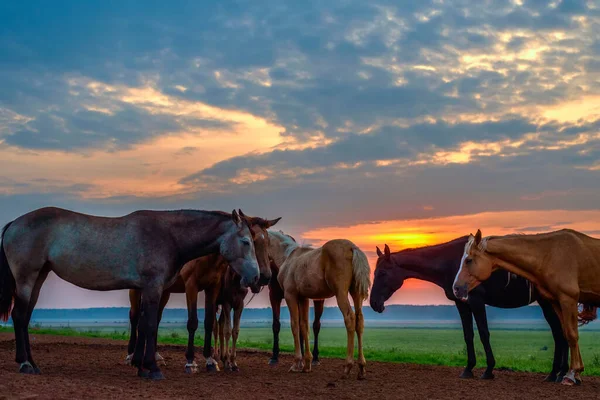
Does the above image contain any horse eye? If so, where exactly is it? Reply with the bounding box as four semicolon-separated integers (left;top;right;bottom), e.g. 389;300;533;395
241;238;251;246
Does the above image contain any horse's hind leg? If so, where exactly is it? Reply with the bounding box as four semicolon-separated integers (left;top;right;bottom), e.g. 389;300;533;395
312;300;325;365
22;266;50;374
471;299;495;380
351;293;366;380
335;290;356;378
136;286;164;380
268;279;284;365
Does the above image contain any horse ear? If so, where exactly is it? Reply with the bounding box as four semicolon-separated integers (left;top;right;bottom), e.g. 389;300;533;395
384;244;391;258
266;217;282;228
376;246;383;258
232;209;242;226
474;229;482;245
238;209;247;218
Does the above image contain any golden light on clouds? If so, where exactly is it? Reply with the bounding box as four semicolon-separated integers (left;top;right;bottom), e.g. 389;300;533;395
542;95;600;123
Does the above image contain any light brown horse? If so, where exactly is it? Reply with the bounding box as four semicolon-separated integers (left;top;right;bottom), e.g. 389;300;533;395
453;229;600;386
126;213;280;372
269;231;371;379
214;265;250;371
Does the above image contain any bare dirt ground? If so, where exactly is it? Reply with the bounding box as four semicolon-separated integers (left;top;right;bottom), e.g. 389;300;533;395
1;333;599;400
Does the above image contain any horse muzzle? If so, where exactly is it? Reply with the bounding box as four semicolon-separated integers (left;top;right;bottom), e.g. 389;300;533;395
370;298;385;313
453;284;469;302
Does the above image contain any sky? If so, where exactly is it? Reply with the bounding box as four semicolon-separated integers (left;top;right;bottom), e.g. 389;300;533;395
1;0;600;308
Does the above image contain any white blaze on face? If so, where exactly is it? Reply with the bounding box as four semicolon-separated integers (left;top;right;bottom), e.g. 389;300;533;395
453;237;474;298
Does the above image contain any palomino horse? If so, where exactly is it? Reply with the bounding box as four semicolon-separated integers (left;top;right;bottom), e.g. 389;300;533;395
0;207;260;380
126;213;280;372
370;240;568;381
268;253;326;366
269;231;371;379
453;229;600;386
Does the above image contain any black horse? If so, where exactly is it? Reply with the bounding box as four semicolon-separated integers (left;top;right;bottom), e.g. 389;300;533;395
369;237;568;382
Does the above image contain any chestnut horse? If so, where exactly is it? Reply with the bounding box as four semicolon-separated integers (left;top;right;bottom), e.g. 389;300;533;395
269;231;371;379
126;213;280;372
0;207;260;380
453;229;600;386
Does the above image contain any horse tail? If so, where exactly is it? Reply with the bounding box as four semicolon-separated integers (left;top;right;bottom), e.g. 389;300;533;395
351;246;371;301
0;221;15;322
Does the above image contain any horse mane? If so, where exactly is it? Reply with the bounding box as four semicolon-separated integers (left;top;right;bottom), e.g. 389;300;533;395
393;235;470;255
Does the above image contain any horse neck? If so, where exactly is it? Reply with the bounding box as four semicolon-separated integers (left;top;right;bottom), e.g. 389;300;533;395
167;211;232;265
484;236;545;286
269;233;298;267
389;252;449;289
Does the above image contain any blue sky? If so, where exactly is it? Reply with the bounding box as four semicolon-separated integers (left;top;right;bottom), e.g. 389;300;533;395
0;0;599;307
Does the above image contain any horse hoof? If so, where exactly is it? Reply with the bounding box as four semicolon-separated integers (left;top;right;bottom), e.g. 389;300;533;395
357;373;366;380
268;358;278;366
184;365;198;374
231;365;240;372
137;369;149;378
480;371;495;380
459;369;474;379
543;374;558;383
206;363;218;373
33;367;42;375
561;377;575;386
312;360;321;366
19;363;36;375
149;371;165;381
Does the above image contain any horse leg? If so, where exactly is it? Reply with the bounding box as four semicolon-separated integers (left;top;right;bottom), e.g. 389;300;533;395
138;286;164;380
455;301;476;379
285;293;303;372
218;309;228;370
184;288;199;374
22;266;50;375
312;300;324;366
539;298;567;382
557;298;584;386
351;293;366;380
222;303;233;371
268;281;283;365
336;291;356;378
203;288;219;372
153;291;170;367
126;290;141;364
230;304;243;372
299;297;312;372
471;299;495;379
213;307;220;361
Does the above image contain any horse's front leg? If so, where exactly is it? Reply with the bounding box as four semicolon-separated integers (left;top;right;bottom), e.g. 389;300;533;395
138;286;164;380
285;293;303;372
154;291;170;367
203;288;220;372
184;287;199;374
471;299;495;380
268;278;283;365
126;289;141;365
335;291;356;378
312;300;325;366
230;304;244;371
299;297;312;372
455;301;476;379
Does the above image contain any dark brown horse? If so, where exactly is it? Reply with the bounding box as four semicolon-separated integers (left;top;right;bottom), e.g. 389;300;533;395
371;239;568;382
126;213;280;372
0;207;260;380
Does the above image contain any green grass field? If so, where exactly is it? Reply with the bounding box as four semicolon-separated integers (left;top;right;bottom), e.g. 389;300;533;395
3;325;600;376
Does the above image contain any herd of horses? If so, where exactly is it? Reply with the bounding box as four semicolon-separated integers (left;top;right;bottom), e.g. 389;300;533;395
0;207;598;389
